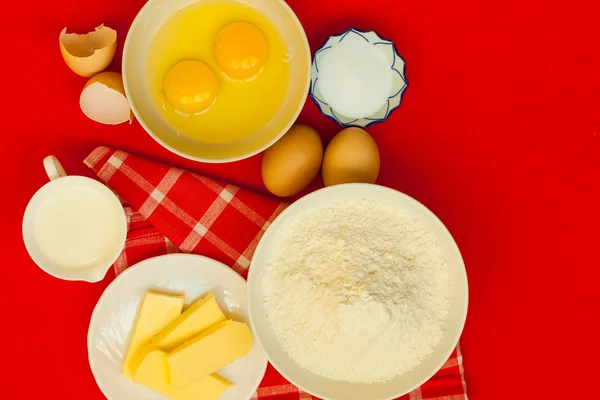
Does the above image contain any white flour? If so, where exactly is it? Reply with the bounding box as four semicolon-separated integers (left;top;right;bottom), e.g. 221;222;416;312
263;198;449;383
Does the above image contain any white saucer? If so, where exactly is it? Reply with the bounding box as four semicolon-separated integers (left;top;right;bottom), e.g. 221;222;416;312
88;254;267;400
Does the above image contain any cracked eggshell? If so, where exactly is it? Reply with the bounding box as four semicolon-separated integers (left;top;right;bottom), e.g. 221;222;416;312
60;25;117;77
80;72;133;125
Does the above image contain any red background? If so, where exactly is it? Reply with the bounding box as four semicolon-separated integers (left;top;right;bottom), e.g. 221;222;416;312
4;0;599;399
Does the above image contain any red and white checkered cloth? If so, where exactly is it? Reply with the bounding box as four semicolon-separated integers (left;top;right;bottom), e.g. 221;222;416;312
84;146;468;400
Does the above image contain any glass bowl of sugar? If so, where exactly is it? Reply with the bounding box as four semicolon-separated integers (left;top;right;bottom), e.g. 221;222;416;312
310;28;408;128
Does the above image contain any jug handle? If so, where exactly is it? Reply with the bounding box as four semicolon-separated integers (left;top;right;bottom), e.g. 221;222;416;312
43;156;67;181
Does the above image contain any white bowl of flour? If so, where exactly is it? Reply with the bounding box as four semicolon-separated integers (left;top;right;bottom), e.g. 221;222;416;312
248;184;468;400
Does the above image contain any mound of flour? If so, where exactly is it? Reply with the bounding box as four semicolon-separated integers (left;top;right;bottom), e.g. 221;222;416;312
263;198;449;383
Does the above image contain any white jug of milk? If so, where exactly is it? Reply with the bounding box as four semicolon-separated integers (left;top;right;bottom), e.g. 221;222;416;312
22;156;127;282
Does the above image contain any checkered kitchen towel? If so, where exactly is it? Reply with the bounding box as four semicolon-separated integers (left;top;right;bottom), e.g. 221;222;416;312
84;146;468;400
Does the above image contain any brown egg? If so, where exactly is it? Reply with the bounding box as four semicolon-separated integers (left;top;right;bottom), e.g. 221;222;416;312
262;124;323;197
322;127;380;186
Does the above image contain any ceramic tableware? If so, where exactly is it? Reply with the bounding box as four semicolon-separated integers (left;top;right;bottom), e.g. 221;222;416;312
22;156;127;283
123;0;311;163
88;253;267;400
248;184;468;400
310;29;408;128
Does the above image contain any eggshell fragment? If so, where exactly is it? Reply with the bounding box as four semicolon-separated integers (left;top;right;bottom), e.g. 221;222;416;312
262;124;323;197
60;25;117;77
322;127;380;186
80;72;133;125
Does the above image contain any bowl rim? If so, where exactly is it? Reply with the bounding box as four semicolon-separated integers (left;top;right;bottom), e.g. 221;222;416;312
247;183;469;400
122;0;312;164
309;28;409;129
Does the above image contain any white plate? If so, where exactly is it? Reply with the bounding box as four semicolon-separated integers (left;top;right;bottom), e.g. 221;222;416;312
88;254;267;400
248;184;469;400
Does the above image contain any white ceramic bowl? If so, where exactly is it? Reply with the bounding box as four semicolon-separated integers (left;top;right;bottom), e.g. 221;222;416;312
123;0;311;163
310;29;408;128
248;184;468;400
89;254;267;400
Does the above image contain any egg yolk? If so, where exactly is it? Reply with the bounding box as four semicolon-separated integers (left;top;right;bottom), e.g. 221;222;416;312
214;22;268;80
163;60;220;114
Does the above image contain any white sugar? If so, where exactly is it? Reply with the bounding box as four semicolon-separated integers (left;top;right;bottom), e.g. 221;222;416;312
318;36;393;119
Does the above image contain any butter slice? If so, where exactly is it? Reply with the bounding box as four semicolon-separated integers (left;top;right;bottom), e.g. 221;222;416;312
133;349;232;400
154;293;226;352
168;320;252;389
122;291;185;379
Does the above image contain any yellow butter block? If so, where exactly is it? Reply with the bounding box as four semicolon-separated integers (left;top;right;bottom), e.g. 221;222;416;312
154;293;226;352
134;348;232;400
168;320;252;389
122;291;185;379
